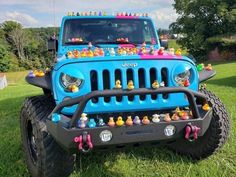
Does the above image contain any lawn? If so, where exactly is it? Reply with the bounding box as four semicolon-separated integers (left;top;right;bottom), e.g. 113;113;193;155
0;61;236;177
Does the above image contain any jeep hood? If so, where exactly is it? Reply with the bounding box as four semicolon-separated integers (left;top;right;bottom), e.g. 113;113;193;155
54;54;194;71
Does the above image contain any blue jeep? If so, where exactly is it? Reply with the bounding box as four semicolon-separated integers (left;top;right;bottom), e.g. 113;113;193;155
20;13;230;177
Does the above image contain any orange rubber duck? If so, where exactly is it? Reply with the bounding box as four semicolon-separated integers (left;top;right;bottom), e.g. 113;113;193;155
126;116;133;126
142;116;150;125
108;117;115;127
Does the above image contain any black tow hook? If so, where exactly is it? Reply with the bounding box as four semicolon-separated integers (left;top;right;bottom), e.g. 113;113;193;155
185;124;201;141
74;132;93;153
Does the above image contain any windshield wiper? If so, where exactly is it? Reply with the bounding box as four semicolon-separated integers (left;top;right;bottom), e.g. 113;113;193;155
64;41;88;45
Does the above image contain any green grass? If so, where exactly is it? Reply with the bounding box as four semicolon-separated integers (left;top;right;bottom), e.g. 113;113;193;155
0;62;236;177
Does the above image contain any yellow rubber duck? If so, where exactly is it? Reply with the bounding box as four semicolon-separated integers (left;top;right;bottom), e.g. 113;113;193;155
67;51;74;58
202;103;210;111
87;50;94;57
171;113;179;121
127;80;134;90
116;116;124;126
73;50;80;58
69;84;79;92
81;49;87;57
126;116;133;126
142;116;150;125
35;70;45;77
114;80;122;89
152;80;159;89
108;117;115;127
175;49;182;56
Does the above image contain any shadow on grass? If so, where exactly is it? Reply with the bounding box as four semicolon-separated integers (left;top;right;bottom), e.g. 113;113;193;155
0;96;197;177
206;76;236;88
74;144;197;177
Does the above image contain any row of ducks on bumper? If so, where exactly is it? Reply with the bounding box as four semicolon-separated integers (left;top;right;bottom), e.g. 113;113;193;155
77;104;210;128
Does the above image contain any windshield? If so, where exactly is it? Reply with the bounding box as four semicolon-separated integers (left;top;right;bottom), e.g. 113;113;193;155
62;18;157;45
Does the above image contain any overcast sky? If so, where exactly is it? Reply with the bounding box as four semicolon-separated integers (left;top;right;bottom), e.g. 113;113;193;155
0;0;177;29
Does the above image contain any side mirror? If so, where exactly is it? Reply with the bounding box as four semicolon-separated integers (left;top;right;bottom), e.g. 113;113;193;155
160;39;168;49
47;38;58;52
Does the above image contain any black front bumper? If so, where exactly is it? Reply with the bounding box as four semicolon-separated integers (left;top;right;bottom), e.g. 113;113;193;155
46;87;212;152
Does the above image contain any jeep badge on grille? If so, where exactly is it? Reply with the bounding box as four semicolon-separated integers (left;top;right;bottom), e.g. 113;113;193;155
122;62;138;68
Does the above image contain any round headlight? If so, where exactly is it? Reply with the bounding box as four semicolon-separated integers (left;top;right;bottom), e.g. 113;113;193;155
61;73;83;88
174;70;191;84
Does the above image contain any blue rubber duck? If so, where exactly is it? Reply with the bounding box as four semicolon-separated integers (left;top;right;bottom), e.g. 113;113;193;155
98;118;105;127
88;119;96;128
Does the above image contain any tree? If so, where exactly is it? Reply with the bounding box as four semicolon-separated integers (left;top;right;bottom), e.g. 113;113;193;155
170;0;236;59
9;28;28;61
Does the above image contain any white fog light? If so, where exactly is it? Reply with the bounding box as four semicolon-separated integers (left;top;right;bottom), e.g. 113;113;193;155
164;125;176;137
100;130;112;142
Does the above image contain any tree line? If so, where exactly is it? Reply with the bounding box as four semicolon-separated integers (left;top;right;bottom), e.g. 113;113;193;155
0;21;59;72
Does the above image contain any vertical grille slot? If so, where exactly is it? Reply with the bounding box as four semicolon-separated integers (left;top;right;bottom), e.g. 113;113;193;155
103;70;110;102
90;70;98;103
161;68;169;99
138;68;146;100
150;68;157;100
115;69;122;102
127;69;134;101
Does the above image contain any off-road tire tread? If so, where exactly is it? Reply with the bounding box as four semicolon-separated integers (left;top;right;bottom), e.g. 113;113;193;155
20;95;74;177
169;88;230;159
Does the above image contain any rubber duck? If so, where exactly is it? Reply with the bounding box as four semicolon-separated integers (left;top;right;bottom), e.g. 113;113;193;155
52;113;61;123
94;48;100;56
80;113;88;124
181;112;189;120
87;50;94;57
88;119;96;128
88;42;93;50
160;81;165;87
202;103;210;111
114;80;122;89
110;48;116;56
205;64;212;71
125;116;133;126
152;80;159;89
152;114;160;123
78;120;86;128
81;49;87;57
197;64;203;71
164;113;171;122
133;116;141;125
175;107;181;115
98;118;105;127
45;67;51;73
175;49;182;56
73;50;80;58
37;70;45;77
169;48;175;55
158;47;164;55
142;116;150;125
68;84;79;92
116;116;124;126
159;114;165;120
149;45;155;55
127;80;134;90
183;79;190;87
108;117;115;127
66;51;74;59
171;113;180;121
28;71;35;78
99;48;104;56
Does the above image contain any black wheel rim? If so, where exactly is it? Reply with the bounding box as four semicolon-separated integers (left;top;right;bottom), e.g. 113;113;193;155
26;120;38;165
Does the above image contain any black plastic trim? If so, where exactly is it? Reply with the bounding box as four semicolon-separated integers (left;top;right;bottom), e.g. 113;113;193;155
199;70;216;83
49;87;207;128
25;73;52;90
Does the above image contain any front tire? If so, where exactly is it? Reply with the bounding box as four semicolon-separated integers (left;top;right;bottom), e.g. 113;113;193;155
20;96;74;177
169;88;230;159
